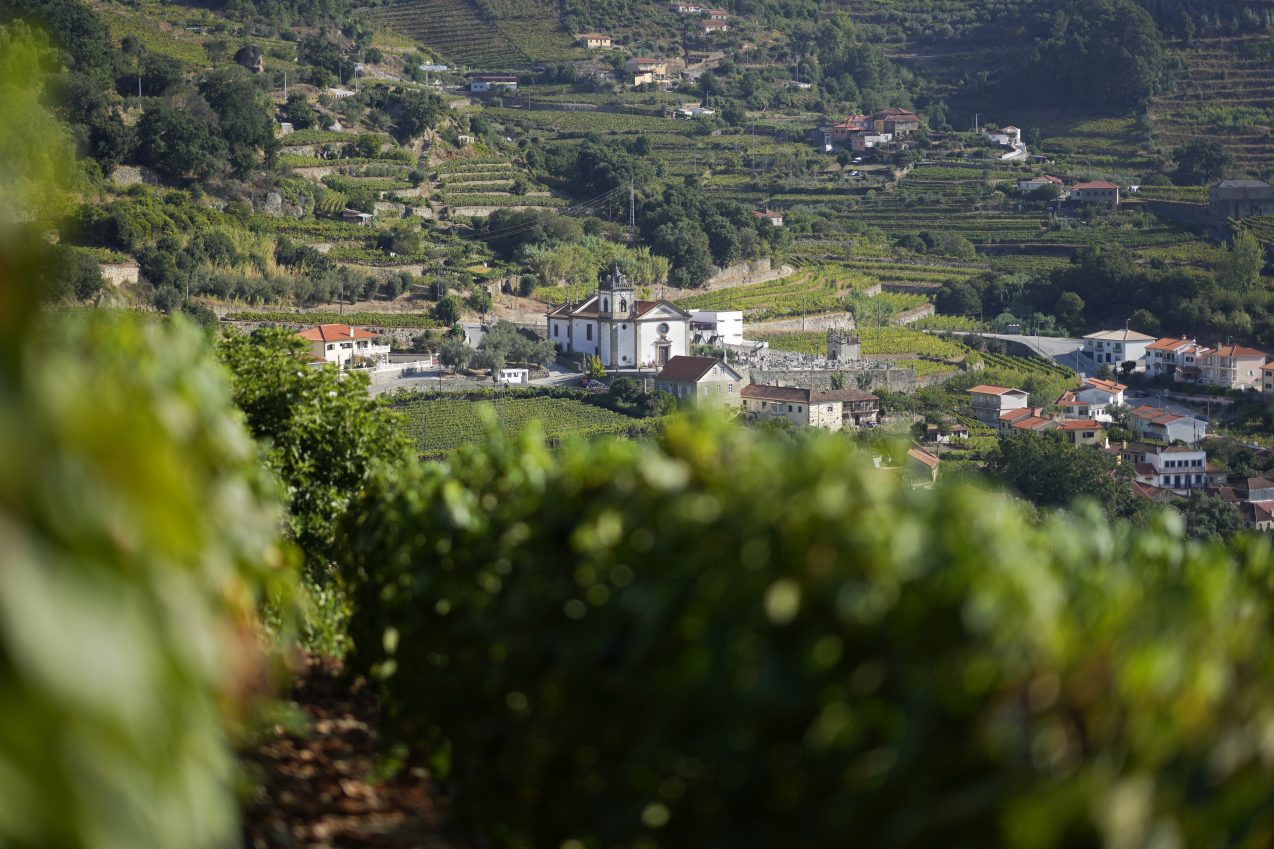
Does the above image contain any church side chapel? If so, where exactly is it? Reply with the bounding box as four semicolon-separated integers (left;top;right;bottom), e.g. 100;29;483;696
546;267;691;368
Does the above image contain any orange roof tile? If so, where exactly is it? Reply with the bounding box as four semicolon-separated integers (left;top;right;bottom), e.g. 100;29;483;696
297;324;379;342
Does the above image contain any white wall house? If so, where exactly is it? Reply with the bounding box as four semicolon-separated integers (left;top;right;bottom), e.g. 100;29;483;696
547;267;691;369
1146;336;1209;380
1130;444;1211;492
1056;377;1126;422
298;324;390;367
1082;329;1155;370
1128;405;1207;445
689;310;744;345
967;384;1029;426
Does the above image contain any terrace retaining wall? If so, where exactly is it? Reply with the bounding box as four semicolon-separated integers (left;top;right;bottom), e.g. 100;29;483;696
892;304;936;325
747;366;916;393
748;312;857;335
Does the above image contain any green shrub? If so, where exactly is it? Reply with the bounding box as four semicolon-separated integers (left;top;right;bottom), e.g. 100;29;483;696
346;416;1274;849
0;312;294;849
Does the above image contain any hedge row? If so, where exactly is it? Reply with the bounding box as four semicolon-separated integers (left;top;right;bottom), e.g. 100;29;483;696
345;416;1274;849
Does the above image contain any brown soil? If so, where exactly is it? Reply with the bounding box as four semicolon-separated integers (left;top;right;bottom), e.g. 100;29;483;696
242;656;457;849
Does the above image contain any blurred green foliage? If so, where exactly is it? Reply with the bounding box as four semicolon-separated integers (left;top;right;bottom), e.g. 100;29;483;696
346;415;1274;849
0;311;294;849
219;328;412;655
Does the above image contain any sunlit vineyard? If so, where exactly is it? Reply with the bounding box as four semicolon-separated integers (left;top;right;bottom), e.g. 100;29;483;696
394;395;649;453
762;326;975;360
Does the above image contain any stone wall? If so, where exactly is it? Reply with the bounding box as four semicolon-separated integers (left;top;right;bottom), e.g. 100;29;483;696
749;312;856;335
100;262;139;287
892;304;936;325
746;365;916;393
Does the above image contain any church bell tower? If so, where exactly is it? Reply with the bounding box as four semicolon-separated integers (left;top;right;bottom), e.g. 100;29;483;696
598;265;633;320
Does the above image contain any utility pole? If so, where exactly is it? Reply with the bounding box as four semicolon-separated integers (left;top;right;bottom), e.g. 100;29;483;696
283;72;287;99
629;179;636;229
138;74;142;99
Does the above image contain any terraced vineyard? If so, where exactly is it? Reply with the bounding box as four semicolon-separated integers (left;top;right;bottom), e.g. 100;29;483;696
393;395;647;454
1151;35;1274;172
764;327;975;360
1239;215;1274;247
670;264;880;318
436;157;561;216
364;0;528;67
473;0;581;61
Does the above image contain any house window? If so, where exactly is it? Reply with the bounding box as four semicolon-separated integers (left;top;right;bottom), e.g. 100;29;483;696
553;325;559;337
787;405;793;412
728;383;735;392
586;325;593;341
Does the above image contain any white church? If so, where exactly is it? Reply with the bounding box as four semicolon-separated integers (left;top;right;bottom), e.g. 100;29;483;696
546;267;691;369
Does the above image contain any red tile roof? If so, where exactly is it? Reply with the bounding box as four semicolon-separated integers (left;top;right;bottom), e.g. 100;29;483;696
1073;180;1119;190
999;408;1035;422
297;324;378;342
908;446;941;470
656;356;732;382
1147;336;1195;352
1207;345;1266;359
1058;419;1103;431
741;384;812;403
1011;416;1056;431
1083;377;1126;394
813;388;879;403
969;384;1025;396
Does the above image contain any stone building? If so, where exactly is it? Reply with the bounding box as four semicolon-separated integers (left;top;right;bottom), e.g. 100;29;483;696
1209;180;1274;221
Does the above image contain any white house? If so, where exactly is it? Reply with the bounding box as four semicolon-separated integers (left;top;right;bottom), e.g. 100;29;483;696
298;324;389;367
1082;329;1155;370
689;310;744;345
1056;376;1126;422
546;267;691;369
1146;336;1210;380
1128;405;1207;445
656;356;744;409
1129;443;1212;493
967;384;1029;426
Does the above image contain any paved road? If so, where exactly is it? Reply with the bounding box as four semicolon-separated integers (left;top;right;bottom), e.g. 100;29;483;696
978;333;1087;370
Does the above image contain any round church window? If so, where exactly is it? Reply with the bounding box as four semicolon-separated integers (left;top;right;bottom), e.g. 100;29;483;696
658;322;670;334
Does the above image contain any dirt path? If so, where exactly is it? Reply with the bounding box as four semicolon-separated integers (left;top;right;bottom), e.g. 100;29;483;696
242;655;456;849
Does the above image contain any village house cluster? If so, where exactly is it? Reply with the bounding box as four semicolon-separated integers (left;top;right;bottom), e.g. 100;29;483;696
1081;328;1271;390
815;108;922;153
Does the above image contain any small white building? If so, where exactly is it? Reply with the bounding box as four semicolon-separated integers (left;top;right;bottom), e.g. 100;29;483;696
1018;175;1063;193
753;209;783;227
689;310;744;345
469;74;518;93
1082;329;1155;370
495;368;530;385
298;324;390;367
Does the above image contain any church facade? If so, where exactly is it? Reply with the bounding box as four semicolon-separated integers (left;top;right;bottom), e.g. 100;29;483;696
546;268;692;369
